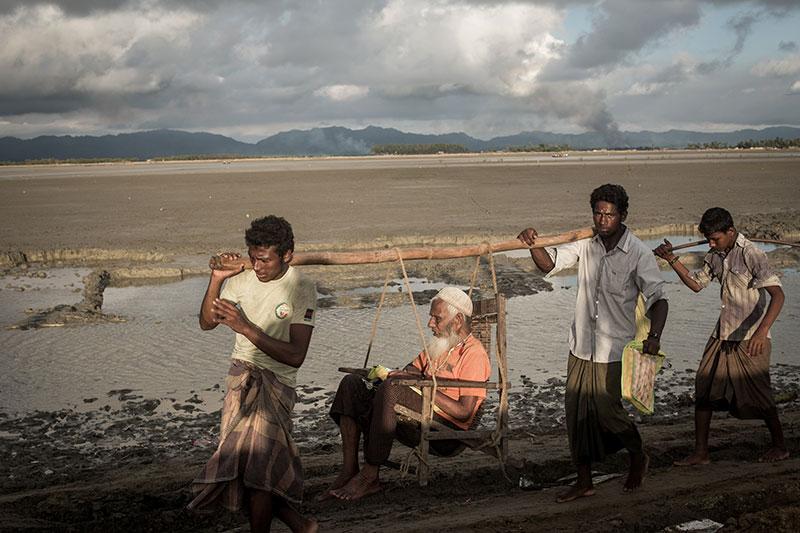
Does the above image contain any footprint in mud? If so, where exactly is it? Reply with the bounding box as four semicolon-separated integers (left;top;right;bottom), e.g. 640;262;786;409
123;399;161;414
107;389;143;402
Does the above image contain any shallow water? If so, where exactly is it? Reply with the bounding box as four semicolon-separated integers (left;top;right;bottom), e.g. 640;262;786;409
1;265;798;415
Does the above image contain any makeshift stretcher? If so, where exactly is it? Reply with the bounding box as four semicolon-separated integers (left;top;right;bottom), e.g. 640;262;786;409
211;228;596;486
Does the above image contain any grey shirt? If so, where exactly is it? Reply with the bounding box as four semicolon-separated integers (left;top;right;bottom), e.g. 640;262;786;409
546;228;667;363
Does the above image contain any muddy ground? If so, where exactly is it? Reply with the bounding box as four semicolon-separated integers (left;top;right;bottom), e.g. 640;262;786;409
1;372;799;532
2;152;799;256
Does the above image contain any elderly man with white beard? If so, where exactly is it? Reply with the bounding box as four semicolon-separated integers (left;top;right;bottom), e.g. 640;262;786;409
323;287;491;501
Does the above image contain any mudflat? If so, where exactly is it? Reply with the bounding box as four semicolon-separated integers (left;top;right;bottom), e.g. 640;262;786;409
1;151;799;255
1;151;800;532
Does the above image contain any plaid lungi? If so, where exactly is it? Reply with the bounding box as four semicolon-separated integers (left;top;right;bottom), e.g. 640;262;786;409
188;359;303;511
695;336;777;419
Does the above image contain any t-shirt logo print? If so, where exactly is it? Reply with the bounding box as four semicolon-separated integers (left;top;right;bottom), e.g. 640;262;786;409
275;302;291;319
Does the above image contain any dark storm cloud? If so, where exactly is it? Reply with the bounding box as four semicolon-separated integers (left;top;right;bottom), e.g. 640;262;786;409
566;0;702;70
0;0;238;15
694;6;794;75
373;84;477;101
544;0;800;81
652;63;691;85
0;0;797;139
710;0;800;10
0;0;128;15
0;92;92;115
729;10;762;56
778;40;797;52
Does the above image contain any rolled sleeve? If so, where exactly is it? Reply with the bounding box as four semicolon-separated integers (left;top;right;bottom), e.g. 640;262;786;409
753;274;782;290
690;262;713;289
746;247;782;290
544;241;581;279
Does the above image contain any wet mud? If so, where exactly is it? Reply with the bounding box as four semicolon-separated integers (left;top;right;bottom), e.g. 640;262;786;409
1;368;799;531
7;270;124;330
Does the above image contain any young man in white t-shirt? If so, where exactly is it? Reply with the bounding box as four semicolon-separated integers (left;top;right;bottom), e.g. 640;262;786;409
189;215;318;533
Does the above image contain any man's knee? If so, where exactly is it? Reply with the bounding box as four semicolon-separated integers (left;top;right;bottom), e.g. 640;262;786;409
330;373;371;424
337;373;365;395
374;379;407;407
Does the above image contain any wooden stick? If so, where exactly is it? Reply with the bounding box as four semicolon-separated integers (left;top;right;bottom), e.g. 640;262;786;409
665;237;800;252
209;227;595;269
668;239;707;251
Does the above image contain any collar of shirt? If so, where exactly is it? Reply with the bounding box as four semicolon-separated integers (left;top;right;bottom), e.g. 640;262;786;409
711;232;747;261
591;225;632;255
724;233;747;261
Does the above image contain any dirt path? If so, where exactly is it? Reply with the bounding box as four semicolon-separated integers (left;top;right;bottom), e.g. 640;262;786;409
303;411;800;533
2;407;798;532
333;461;800;532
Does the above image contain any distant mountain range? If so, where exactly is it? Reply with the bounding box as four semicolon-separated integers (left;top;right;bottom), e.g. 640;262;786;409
1;125;799;162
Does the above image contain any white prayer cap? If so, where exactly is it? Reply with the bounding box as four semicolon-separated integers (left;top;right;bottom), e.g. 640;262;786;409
433;287;473;317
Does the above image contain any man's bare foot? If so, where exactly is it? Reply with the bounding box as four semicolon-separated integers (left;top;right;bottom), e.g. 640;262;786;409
555;485;595;503
317;471;358;502
673;452;711;466
301;518;320;533
623;453;649;492
330;471;382;501
759;447;789;463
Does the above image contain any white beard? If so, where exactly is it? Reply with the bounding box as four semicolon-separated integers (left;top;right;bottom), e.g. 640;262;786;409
427;330;462;363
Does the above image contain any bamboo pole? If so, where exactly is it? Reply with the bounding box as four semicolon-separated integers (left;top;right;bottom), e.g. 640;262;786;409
209;227;595;270
666;237;800;252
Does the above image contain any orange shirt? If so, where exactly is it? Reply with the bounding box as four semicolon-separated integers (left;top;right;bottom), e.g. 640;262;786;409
410;334;491;429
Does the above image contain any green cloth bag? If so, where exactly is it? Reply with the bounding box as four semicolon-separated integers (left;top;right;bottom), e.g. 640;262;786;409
621;340;666;415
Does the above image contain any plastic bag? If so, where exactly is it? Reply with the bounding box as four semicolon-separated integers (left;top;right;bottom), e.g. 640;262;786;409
621;340;666;415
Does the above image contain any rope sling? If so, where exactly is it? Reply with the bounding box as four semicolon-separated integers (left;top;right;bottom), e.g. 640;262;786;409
360;243;510;480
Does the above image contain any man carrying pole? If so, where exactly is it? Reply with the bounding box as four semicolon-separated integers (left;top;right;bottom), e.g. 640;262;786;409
189;215;318;533
518;183;668;503
654;207;788;465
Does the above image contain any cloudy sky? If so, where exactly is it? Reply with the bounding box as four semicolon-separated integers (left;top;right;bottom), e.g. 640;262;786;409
1;0;799;141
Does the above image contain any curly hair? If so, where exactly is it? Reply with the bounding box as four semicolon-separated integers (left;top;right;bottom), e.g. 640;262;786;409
698;207;734;236
590;183;629;214
244;215;295;256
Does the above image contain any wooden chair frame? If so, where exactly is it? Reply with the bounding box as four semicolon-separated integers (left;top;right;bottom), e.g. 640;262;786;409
390;293;509;485
341;292;510;486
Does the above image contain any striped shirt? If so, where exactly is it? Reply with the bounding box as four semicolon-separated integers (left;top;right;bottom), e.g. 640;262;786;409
691;233;782;341
545;227;667;363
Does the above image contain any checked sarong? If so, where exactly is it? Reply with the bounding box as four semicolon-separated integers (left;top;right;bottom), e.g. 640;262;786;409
188;359;303;511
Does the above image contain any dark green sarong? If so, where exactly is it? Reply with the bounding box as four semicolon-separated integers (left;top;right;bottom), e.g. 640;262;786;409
566;353;643;464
